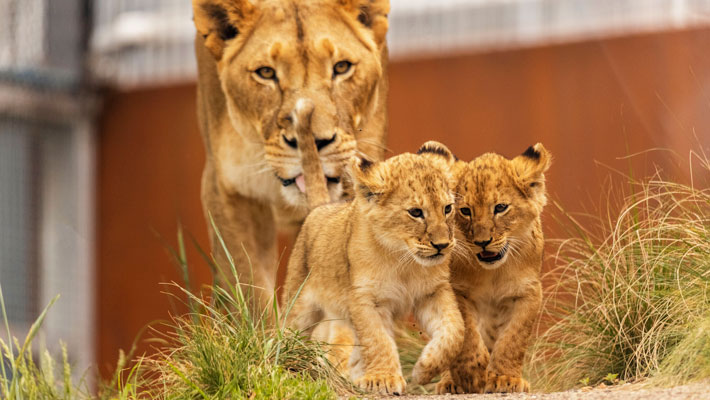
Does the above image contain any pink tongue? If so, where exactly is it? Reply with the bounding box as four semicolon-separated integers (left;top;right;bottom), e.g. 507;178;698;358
480;251;497;258
295;174;306;193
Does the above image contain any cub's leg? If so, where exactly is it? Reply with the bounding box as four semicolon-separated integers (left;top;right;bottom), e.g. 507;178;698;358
348;294;406;395
437;294;489;394
411;283;464;386
484;285;542;393
311;319;355;376
284;292;322;337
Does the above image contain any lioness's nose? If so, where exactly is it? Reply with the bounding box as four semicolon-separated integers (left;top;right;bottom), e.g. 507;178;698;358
315;133;336;151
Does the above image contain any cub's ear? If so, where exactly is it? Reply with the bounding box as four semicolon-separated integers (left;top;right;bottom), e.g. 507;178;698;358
512;143;552;204
349;156;386;200
337;0;390;46
192;0;257;59
417;141;457;164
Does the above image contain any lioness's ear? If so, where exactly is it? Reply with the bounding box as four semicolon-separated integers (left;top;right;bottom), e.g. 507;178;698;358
512;143;552;205
417;141;457;164
338;0;390;46
350;156;386;200
192;0;257;59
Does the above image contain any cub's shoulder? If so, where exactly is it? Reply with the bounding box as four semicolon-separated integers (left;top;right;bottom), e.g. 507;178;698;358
301;201;351;234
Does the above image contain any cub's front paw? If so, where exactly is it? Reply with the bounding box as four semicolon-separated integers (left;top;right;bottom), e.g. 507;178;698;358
354;372;406;395
411;359;441;386
435;372;464;394
484;371;530;393
450;363;487;393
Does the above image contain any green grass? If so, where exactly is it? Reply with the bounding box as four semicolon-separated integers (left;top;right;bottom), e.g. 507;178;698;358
527;153;710;391
0;216;349;399
137;216;351;399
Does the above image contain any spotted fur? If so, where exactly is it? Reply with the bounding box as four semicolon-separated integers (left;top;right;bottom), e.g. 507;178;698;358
437;143;551;394
284;145;464;395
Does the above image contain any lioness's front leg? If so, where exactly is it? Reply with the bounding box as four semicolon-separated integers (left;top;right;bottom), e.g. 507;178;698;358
348;291;406;395
484;286;542;393
202;165;278;313
438;294;489;394
412;283;464;386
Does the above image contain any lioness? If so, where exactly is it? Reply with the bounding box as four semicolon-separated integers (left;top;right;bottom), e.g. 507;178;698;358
437;144;551;394
191;0;390;309
284;142;464;395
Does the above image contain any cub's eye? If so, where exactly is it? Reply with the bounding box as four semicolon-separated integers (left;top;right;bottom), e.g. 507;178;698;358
255;67;276;80
460;207;471;216
494;204;509;214
444;204;452;214
408;208;423;218
333;60;352;77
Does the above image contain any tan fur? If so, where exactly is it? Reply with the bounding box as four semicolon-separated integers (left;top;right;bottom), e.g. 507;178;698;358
284;143;464;395
437;143;551;394
192;0;390;310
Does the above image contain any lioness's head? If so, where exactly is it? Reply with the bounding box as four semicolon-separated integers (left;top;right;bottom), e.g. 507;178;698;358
455;143;551;269
350;142;457;267
193;0;389;207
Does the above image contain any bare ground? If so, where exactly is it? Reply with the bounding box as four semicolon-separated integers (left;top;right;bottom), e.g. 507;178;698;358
354;382;710;400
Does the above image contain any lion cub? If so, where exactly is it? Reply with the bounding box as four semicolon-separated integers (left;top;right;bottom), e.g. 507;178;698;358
284;142;464;395
437;143;551;394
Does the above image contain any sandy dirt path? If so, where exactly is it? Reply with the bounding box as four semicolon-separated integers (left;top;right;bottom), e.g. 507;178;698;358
354;382;710;399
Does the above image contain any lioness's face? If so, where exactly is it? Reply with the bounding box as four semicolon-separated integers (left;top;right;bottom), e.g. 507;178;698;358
194;0;389;208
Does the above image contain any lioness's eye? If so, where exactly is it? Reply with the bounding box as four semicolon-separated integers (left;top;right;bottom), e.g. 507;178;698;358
444;204;452;214
408;208;423;218
494;204;509;214
460;207;471;216
333;60;352;77
255;67;276;80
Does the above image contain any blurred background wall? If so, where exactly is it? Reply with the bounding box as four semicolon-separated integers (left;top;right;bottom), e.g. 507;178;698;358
1;0;709;377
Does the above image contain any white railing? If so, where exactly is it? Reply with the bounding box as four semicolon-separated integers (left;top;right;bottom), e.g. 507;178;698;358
0;0;46;69
90;0;710;88
0;0;95;381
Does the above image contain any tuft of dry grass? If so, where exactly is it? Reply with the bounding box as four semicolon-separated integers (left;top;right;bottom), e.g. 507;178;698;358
527;151;710;391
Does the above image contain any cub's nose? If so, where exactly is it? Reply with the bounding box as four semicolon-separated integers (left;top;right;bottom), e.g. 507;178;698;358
431;242;450;252
474;238;492;248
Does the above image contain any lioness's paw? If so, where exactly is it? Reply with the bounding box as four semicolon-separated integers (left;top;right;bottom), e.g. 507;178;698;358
484;372;530;393
435;373;464;394
354;372;406;395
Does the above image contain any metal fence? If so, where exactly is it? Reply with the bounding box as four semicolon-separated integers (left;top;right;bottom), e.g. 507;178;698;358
0;0;95;378
89;0;710;88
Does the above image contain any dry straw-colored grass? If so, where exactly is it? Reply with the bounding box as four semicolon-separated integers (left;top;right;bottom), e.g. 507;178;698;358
527;151;710;391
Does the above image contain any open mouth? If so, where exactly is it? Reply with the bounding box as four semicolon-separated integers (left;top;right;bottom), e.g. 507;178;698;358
476;243;508;264
276;174;340;193
425;253;444;260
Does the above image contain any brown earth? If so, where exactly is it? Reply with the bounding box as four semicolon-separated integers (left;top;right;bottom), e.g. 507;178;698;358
355;382;710;400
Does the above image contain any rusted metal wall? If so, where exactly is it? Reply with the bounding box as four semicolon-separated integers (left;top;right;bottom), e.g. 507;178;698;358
96;27;710;374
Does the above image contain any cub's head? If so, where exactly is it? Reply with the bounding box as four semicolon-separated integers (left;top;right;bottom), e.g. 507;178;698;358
456;143;551;269
193;0;389;207
351;142;457;267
